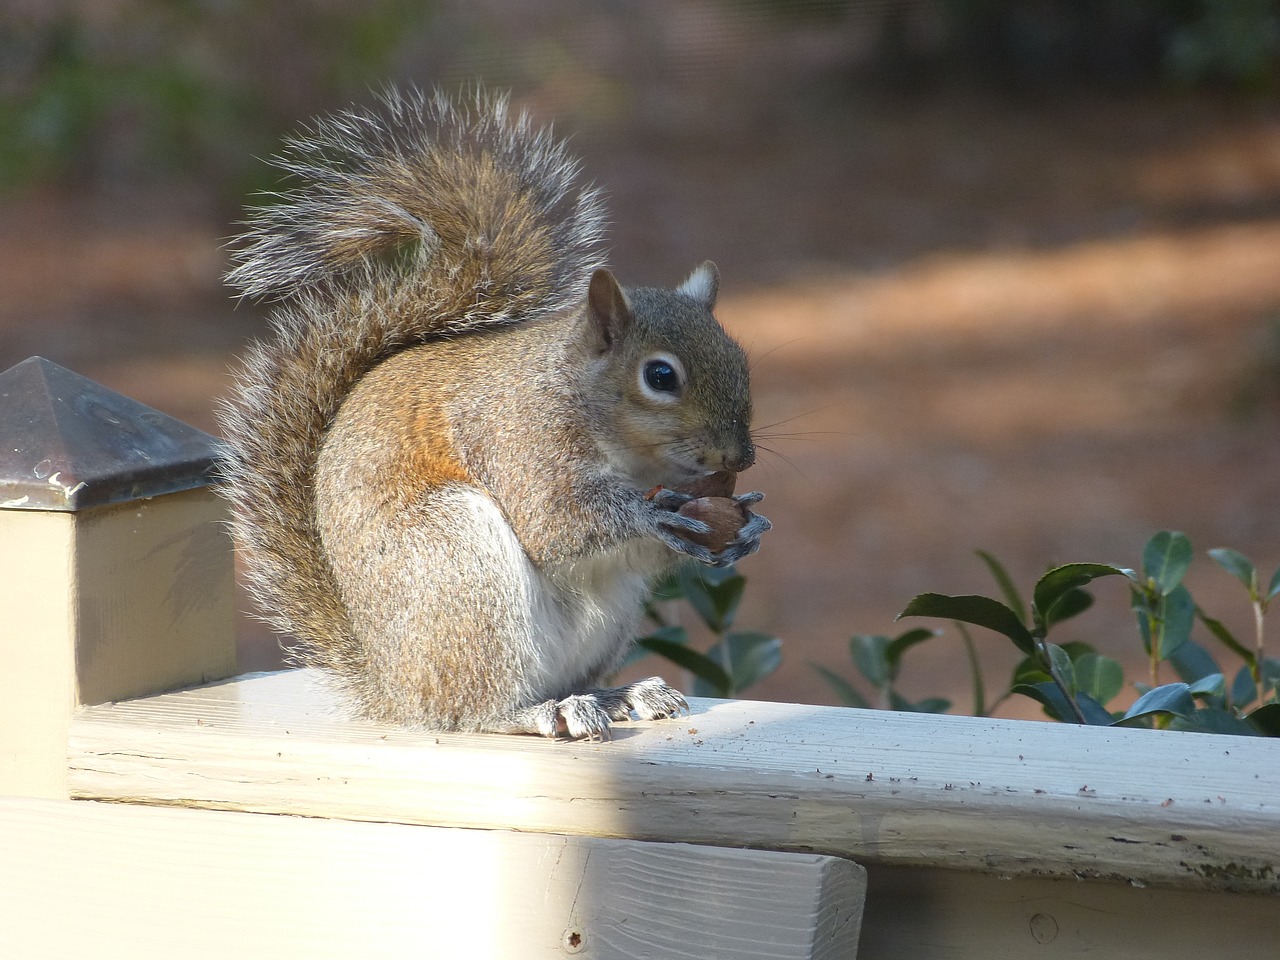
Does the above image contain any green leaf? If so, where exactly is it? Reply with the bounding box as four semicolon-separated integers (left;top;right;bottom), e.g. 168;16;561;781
885;627;939;679
1246;702;1280;736
1046;643;1076;693
1074;691;1117;725
716;632;783;692
641;638;731;696
889;691;951;714
676;567;717;631
626;625;690;669
678;566;745;633
899;593;1035;655
1231;665;1257;708
1032;563;1129;631
954;621;987;718
638;625;689;646
975;550;1026;622
1269;567;1280;603
1132;596;1154;653
1074;653;1124;706
1209;547;1258;598
1118;683;1196;723
1143;531;1194;595
811;663;870;709
1171;709;1262;737
709;576;747;631
1163;585;1196;660
1011;654;1050;687
1196;606;1256;668
693;563;741;588
1012;683;1110;724
1059;641;1098;662
850;635;892;688
1187;673;1226;700
1044;587;1093;627
1168;638;1222;684
1012;681;1075;722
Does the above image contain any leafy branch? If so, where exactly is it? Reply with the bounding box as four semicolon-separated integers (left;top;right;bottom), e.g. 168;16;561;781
817;531;1280;736
627;565;782;698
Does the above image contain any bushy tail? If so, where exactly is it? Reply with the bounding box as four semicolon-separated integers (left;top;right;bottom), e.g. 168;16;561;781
216;88;608;675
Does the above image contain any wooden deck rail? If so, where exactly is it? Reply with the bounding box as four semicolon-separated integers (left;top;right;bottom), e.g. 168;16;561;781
67;669;1280;896
2;358;1277;958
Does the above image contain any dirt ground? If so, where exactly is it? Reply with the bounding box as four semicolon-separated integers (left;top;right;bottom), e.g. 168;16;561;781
3;81;1278;721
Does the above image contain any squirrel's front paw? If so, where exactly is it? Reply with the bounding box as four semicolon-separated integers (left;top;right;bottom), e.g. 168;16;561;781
709;491;771;567
653;491;770;568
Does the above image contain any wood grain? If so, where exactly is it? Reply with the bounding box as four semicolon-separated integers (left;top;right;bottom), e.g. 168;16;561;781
68;668;1280;893
0;796;865;960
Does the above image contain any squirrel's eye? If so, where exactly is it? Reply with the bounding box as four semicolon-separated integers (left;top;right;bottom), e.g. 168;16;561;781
643;359;680;393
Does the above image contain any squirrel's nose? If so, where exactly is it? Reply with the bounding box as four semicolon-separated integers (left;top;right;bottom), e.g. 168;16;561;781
723;443;755;474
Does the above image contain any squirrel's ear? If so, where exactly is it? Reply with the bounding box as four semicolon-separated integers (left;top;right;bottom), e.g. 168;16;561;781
586;268;632;352
677;260;719;309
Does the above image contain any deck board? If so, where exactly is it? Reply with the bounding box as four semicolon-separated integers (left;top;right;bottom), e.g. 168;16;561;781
68;668;1280;894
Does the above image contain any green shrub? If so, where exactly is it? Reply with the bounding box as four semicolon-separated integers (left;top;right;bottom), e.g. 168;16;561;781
818;531;1280;735
626;565;782;698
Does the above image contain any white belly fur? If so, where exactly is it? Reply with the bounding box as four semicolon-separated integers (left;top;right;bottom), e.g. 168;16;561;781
453;489;662;701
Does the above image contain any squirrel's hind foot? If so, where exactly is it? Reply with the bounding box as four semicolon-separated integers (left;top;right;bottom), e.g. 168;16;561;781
505;695;612;741
504;678;687;741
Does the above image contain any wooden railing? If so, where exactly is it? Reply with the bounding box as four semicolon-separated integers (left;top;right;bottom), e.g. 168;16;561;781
2;357;1277;959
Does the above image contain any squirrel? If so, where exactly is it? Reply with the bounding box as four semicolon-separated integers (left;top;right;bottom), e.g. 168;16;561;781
216;89;770;740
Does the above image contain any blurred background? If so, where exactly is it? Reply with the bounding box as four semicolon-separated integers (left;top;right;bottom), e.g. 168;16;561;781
3;0;1279;717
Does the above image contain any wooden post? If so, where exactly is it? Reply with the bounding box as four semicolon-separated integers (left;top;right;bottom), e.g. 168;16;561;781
0;797;866;960
0;357;236;798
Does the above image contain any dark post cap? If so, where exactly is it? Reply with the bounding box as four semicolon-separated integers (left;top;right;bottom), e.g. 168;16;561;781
0;356;221;511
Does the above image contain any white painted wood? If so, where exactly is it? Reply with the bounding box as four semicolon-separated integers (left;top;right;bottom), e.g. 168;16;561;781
0;490;236;798
0;796;865;960
0;510;76;796
70;489;236;707
69;668;1280;894
858;864;1280;960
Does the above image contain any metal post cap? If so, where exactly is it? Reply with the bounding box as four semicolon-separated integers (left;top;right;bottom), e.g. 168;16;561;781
0;357;220;511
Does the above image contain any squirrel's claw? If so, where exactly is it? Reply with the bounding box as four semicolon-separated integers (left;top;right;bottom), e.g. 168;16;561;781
653;507;716;563
654;525;717;565
554;694;614;741
648;487;696;511
658;511;714;537
707;505;771;568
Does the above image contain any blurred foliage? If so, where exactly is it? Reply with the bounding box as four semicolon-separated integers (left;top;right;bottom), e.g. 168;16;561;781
0;0;431;194
750;0;1280;93
1164;0;1280;89
944;0;1279;91
2;1;1277;196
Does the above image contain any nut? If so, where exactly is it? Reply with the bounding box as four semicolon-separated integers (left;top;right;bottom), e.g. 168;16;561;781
676;496;748;552
674;471;737;499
